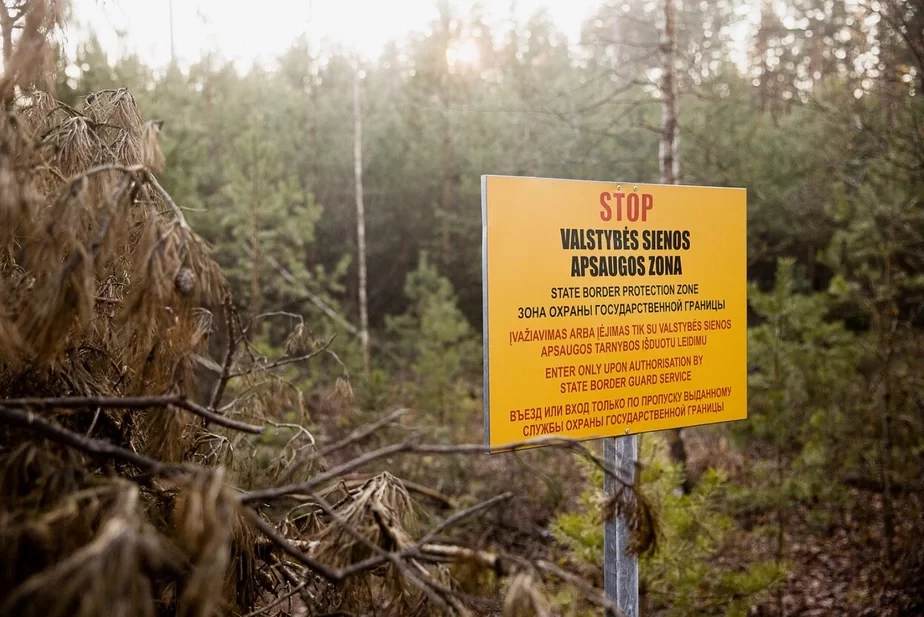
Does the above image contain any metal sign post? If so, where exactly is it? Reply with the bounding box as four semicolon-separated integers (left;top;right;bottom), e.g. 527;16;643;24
604;435;639;617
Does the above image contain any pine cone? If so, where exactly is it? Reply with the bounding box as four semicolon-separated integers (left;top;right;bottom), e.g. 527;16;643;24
174;267;195;296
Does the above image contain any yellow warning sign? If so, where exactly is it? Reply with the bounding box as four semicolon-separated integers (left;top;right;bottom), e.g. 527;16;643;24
481;175;747;450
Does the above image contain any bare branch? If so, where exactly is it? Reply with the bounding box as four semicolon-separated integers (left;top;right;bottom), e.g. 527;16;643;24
208;294;238;410
317;407;408;459
243;435;629;505
0;406;177;475
242;507;341;580
242;440;413;505
143;169;189;230
342;474;453;509
229;335;336;378
240;582;307;617
1;395;265;434
418;492;513;544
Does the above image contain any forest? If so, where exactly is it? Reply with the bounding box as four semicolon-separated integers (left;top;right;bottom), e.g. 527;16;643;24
0;0;922;615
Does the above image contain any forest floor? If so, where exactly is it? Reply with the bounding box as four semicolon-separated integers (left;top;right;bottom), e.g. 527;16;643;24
300;372;924;616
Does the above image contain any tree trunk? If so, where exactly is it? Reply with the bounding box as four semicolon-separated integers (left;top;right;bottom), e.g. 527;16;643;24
438;0;454;258
659;0;679;186
353;65;370;376
440;126;453;255
249;197;261;325
878;253;896;564
248;131;263;333
0;2;13;73
659;0;691;495
168;0;176;66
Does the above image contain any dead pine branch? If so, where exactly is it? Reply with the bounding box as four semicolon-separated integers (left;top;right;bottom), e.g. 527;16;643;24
278;407;409;485
209;293;238;411
318;407;409;459
243;436;635;505
342;474;453;510
0;405;175;475
0;78;654;617
1;394;265;434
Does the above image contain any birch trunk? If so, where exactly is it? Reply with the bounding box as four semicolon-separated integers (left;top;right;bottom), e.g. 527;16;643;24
659;0;691;494
353;66;370;375
659;0;678;186
249;135;261;327
0;2;13;73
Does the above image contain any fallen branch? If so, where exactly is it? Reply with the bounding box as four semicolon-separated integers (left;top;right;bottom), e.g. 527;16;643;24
308;489;460;614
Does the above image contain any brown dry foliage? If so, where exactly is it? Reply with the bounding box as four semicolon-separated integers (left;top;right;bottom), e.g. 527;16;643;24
0;78;446;617
0;78;483;617
0;5;649;616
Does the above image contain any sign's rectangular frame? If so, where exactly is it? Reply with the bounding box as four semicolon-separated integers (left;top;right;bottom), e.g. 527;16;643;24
481;174;748;450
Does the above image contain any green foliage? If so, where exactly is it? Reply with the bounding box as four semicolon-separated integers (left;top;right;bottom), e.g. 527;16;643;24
50;4;924;612
549;456;604;567
738;258;862;511
822;168;924;323
551;435;784;616
385;252;480;425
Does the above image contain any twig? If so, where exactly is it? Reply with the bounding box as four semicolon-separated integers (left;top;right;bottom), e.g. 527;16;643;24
143;169;189;230
246;311;305;333
342;474;453;509
85;407;101;437
270;421;316;447
1;394;265;434
242;507;340;580
414;439;626;488
535;559;630;617
418;492;513;544
239;582;307;617
317;408;409;459
244;435;629;504
417;543;505;570
63;163;143;189
0;406;176;475
242;440;412;505
209;294;238;411
279;408;409;485
229;336;336;378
